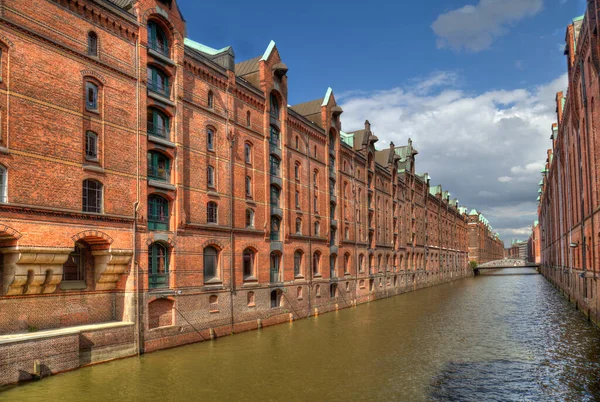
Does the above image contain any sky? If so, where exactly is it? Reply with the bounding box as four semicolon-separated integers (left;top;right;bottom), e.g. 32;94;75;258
178;0;586;244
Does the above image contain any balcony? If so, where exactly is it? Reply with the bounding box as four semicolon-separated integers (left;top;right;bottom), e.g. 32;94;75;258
149;273;169;289
148;214;169;231
148;39;170;58
148;165;175;191
148;81;174;106
147;122;175;148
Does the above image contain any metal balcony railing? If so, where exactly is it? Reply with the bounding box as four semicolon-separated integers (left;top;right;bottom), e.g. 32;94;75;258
147;122;171;140
148;165;171;182
148;39;170;58
148;80;171;98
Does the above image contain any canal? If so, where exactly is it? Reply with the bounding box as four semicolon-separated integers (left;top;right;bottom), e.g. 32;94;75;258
2;269;600;401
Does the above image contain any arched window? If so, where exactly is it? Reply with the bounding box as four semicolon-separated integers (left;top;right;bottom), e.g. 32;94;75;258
344;226;349;240
147;108;170;139
147;21;169;56
270;185;280;207
245;176;252;197
295;191;300;209
207;128;215;151
313;170;319;187
270;252;281;282
147;66;170;98
270;289;282;308
82;179;103;213
147;151;170;182
207;165;215;188
85;82;98;111
295;136;300;150
208;90;214;109
243;249;255;280
85;131;98;161
313;252;321;275
207;201;218;224
270;93;280;119
244;143;252;164
0;165;6;203
148;242;169;288
330;254;337;278
203;246;219;283
294;163;300;180
148;194;169;230
269;154;281;177
63;243;86;282
314;220;320;236
271;216;281;241
295;217;302;234
294;250;303;277
359;254;365;273
245;209;254;228
87;32;98;56
330;227;336;246
246;111;251;127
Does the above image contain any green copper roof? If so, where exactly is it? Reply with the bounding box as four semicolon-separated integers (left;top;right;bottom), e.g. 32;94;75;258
340;131;354;147
538;188;542;194
322;87;333;106
537;196;541;201
184;38;232;56
539;180;544;186
469;209;478;216
261;40;276;61
573;15;584;23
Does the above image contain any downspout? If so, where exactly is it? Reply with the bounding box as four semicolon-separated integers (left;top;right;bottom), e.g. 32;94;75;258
133;201;140;356
134;29;141;356
306;131;312;316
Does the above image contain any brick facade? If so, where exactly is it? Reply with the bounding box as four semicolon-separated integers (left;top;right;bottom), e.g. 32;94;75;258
539;3;600;326
0;0;479;385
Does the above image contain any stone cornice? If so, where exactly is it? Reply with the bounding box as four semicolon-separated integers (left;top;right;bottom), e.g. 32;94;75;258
0;203;134;224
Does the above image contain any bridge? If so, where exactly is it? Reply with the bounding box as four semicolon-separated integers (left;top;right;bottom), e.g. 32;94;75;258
474;259;540;276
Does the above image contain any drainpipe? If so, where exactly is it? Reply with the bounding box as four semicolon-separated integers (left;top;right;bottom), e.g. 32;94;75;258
134;29;141;356
576;121;587;298
306;131;312;316
133;201;140;356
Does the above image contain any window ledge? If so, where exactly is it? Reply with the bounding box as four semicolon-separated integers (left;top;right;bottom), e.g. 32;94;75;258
85;108;100;115
148;90;175;107
148;135;176;148
209;310;220;314
0;146;10;155
243;276;258;282
148;180;176;191
148;48;176;66
247;303;256;308
204;278;222;285
83;164;105;174
60;281;87;290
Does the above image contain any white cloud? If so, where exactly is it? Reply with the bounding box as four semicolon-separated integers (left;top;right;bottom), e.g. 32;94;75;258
340;71;567;242
431;0;544;52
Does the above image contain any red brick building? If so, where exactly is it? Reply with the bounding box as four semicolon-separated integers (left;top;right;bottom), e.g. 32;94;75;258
467;210;504;264
539;4;600;326
0;0;475;385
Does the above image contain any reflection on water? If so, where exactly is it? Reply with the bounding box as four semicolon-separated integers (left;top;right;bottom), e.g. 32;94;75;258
2;270;600;402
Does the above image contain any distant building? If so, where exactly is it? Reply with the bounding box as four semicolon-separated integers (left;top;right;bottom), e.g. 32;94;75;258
467;210;505;264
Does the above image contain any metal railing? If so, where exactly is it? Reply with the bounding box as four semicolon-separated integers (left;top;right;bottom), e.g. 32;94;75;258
147;165;171;182
148;80;171;98
148;39;170;58
147;122;170;140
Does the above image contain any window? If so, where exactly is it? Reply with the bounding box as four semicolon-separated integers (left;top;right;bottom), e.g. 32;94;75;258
246;111;251;127
313;145;317;158
294;251;303;277
330;284;337;298
207;201;218;224
295;136;300;150
147;66;170;98
85;131;98;161
147;242;169;289
207;128;215;151
270;185;280;207
270;289;282;308
208;91;214;108
314;221;320;236
204;246;218;282
82;179;102;213
330;227;336;246
296;218;302;234
345;226;349;240
63;243;85;282
314;195;318;213
270;93;280;119
270;126;280;148
244;143;252;164
270;252;281;282
313;170;318;186
271;216;281;241
147;21;169;57
245;209;254;228
330;254;337;278
0;165;6;203
147;108;170;139
85;82;98;111
246;176;252;197
148;195;169;230
87;32;98;56
243;249;255;280
270;155;281;176
295;163;300;180
295;191;300;209
313;252;321;275
345;254;351;274
147;151;170;181
207;165;215;188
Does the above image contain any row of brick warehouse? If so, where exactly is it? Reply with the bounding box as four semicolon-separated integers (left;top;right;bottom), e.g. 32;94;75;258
0;0;503;385
538;1;600;326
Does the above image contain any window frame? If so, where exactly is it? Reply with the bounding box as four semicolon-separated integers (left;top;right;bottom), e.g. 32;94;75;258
207;128;215;151
207;201;218;224
85;82;98;111
149;242;169;288
85;131;98;161
148;194;169;230
82;179;103;214
203;246;219;282
87;31;98;57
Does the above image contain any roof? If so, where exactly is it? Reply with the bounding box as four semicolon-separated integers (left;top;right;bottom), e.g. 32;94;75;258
185;38;232;56
104;0;133;9
340;131;354;148
290;99;322;117
261;40;276;61
235;56;261;77
322;87;333;106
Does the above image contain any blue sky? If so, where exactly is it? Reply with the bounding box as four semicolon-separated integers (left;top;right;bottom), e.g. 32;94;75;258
178;0;585;243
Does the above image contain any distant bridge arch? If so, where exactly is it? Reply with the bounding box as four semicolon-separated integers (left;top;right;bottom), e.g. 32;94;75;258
474;259;540;275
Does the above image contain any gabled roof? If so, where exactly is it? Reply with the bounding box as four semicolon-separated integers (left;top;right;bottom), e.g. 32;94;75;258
104;0;133;10
185;38;233;56
235;56;261;77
